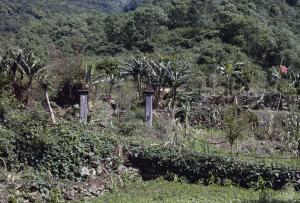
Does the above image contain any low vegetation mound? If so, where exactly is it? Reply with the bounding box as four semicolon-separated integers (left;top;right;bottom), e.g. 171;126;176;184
127;145;300;190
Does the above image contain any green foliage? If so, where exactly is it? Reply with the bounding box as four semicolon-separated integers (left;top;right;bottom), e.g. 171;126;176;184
121;57;149;97
95;58;120;93
119;119;148;137
0;109;118;179
0;48;47;103
277;80;297;95
94;179;300;203
49;189;63;203
121;56;191;107
127;145;299;190
2;1;300;200
96;58;120;77
218;62;250;95
7;195;18;203
2;0;300;95
223;105;247;150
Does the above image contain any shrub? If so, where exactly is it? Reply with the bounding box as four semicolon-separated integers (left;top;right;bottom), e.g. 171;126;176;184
1;117;118;179
0;126;16;169
223;105;247;153
127;145;299;190
122;107;145;122
119;119;147;137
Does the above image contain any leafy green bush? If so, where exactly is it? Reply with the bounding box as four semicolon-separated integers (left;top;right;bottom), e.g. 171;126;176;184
119;119;147;137
0;127;16;169
223;105;247;153
122;107;145;122
127;146;300;190
1;115;117;179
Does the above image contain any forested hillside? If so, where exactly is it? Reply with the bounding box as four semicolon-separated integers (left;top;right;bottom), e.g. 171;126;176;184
2;0;300;74
0;0;144;45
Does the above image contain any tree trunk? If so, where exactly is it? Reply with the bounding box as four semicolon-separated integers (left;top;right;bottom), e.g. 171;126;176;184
184;114;188;137
235;139;239;157
45;91;56;124
229;79;233;96
277;92;282;110
137;75;141;99
109;80;113;95
171;87;177;120
94;84;101;104
154;86;161;109
24;78;33;105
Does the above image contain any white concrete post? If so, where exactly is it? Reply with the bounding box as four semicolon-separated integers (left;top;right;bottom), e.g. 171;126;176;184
145;90;154;127
79;90;89;124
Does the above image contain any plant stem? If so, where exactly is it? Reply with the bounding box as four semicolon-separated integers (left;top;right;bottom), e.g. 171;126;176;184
45;91;56;124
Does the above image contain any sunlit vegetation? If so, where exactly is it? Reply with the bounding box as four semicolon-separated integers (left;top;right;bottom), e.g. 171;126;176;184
1;0;300;202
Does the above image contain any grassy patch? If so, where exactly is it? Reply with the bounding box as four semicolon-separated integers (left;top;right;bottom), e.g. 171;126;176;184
184;135;300;169
91;179;300;203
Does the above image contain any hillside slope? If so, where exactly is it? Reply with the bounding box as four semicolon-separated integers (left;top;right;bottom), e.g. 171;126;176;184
0;0;143;34
2;0;300;74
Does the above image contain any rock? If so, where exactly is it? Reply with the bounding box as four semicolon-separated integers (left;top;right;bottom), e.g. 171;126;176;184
80;167;90;177
50;101;59;109
64;188;76;201
117;165;127;174
90;168;97;179
88;185;104;196
88;152;95;157
27;192;39;202
96;166;103;175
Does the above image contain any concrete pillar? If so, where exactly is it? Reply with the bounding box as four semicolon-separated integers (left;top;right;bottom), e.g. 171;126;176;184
79;90;89;124
145;90;154;127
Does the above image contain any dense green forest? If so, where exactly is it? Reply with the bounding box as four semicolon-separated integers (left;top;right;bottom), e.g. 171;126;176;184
0;0;144;51
2;0;300;202
2;0;300;90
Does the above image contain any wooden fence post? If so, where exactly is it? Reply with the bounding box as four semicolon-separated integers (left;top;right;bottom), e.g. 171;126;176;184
79;90;89;124
145;90;154;127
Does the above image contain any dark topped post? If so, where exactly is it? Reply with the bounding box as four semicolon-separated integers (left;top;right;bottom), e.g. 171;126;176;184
78;90;89;124
145;89;154;127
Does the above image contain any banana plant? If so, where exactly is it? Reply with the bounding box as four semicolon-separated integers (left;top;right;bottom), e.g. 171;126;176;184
121;57;148;98
165;61;191;110
84;64;104;89
217;62;247;96
146;60;169;108
1;49;46;104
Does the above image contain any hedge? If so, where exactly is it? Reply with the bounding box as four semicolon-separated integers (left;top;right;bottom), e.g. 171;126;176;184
127;146;300;190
